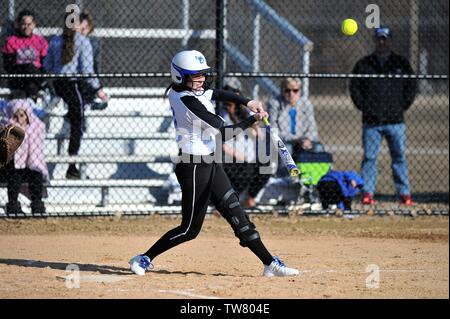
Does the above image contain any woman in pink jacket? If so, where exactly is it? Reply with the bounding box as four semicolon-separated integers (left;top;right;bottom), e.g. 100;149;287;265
1;10;48;98
1;99;48;216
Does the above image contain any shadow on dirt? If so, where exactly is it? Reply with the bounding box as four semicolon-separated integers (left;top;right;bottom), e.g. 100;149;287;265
0;258;131;275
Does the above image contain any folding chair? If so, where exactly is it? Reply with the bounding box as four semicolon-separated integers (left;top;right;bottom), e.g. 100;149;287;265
296;151;333;205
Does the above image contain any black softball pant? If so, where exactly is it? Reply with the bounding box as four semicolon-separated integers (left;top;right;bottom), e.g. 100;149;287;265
53;80;85;156
144;161;273;265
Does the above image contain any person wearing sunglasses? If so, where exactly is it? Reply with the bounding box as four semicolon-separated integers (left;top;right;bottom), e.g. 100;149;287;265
350;26;417;206
267;77;323;177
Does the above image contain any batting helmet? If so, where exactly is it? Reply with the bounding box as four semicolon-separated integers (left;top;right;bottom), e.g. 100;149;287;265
170;50;211;85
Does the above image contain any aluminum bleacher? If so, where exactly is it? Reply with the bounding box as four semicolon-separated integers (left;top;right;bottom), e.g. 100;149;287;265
0;88;180;214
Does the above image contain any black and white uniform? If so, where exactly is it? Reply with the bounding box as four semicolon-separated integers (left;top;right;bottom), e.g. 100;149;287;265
144;86;274;266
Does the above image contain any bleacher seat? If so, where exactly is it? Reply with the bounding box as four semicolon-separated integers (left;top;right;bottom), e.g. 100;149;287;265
1;89;181;212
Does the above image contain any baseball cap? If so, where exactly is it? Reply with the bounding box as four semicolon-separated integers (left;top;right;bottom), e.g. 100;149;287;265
375;27;391;38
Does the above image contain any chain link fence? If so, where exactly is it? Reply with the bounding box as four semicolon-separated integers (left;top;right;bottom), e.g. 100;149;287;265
0;0;448;217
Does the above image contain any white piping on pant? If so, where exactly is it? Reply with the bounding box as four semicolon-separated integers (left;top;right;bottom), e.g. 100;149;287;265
170;164;196;241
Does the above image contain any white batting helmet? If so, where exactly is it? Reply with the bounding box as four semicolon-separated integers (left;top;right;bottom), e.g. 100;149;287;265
170;50;211;84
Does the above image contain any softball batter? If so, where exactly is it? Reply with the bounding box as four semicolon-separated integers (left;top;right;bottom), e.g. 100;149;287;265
129;50;299;277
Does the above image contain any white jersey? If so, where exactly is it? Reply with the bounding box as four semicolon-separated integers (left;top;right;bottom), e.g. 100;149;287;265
168;86;255;156
168;88;223;155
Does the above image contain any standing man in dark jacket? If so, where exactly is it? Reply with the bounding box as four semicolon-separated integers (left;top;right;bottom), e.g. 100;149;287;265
350;27;417;206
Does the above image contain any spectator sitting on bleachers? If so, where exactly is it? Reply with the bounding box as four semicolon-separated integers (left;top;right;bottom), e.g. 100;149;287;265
77;10;108;111
0;90;50;129
1;10;49;99
267;77;324;177
44;11;109;179
257;78;326;206
221;78;271;208
0;98;48;216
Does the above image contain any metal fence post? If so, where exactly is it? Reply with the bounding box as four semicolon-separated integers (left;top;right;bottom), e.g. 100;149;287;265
215;0;226;112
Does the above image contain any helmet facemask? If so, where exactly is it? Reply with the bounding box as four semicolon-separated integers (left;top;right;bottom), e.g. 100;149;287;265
170;50;214;95
184;70;215;96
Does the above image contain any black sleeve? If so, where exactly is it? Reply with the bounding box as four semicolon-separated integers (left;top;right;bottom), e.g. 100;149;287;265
220;116;257;141
349;61;366;111
180;95;257;141
401;58;417;111
212;89;251;106
181;95;225;129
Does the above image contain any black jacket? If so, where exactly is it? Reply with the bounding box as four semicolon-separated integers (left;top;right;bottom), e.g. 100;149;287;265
350;52;417;125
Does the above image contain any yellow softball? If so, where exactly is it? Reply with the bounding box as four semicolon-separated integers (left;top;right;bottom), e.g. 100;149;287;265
341;18;358;36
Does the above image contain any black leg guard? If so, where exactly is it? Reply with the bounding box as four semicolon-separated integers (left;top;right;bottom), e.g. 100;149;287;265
217;188;261;247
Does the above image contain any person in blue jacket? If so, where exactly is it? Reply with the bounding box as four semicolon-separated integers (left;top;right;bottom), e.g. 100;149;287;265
317;170;364;210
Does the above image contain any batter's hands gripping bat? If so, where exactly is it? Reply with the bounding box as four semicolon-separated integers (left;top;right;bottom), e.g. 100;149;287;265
262;118;300;177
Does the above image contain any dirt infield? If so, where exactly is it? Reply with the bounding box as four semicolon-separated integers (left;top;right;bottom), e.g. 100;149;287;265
0;215;448;299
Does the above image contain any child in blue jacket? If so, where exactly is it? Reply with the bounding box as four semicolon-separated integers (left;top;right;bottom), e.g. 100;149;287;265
317;170;364;210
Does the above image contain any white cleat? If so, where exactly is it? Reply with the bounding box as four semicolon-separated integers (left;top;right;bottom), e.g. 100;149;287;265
263;256;300;277
128;255;153;276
